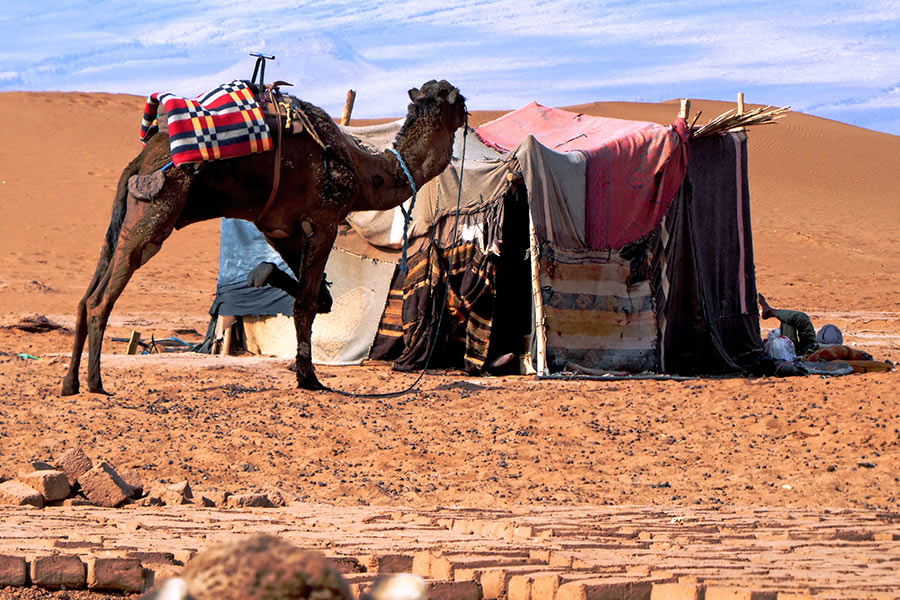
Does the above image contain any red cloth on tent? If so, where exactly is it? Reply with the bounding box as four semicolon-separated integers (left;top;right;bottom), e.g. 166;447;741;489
476;102;690;250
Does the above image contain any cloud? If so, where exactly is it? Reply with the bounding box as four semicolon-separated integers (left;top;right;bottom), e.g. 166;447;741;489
2;1;899;134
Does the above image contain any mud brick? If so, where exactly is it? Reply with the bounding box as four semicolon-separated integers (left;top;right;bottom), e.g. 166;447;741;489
173;550;196;566
328;555;364;574
17;470;70;502
775;593;815;600
56;447;93;486
874;532;900;541
31;554;86;589
144;563;182;589
126;551;176;565
556;577;654;600
514;525;534;539
652;582;706;600
367;553;414;573
412;550;433;577
478;566;568;599
87;557;145;592
706;587;777;600
0;479;43;507
0;554;27;587
431;554;538;580
549;552;574;567
226;493;275;508
509;573;544;600
531;572;600;600
428;580;482;600
79;462;132;507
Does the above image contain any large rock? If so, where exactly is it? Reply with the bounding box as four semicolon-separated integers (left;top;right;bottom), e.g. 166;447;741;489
118;468;145;498
148;480;193;506
17;470;70;502
226;493;276;508
0;479;44;508
56;447;93;487
79;462;132;507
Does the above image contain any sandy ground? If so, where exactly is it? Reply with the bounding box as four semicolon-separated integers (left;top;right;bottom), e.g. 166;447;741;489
0;90;898;518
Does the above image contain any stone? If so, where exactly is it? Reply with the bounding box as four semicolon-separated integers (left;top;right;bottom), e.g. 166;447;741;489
226;493;275;508
167;480;193;500
197;490;230;507
17;470;70;502
0;479;43;508
118;468;145;498
55;447;93;486
87;557;146;592
0;554;27;587
31;554;86;589
79;462;132;507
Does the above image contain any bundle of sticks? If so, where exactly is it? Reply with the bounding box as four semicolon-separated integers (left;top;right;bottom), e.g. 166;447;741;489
692;105;791;138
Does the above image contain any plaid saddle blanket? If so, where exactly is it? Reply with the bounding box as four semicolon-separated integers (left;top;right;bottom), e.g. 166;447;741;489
140;80;272;166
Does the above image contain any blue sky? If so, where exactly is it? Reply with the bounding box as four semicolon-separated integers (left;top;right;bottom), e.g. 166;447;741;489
2;1;899;134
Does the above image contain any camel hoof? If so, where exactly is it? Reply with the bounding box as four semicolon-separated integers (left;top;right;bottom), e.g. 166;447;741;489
61;381;79;396
88;385;112;396
297;373;325;391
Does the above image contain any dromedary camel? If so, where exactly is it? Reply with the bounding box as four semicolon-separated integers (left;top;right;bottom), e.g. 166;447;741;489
62;80;466;396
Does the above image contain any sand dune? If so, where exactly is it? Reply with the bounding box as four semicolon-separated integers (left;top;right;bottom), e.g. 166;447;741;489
0;90;897;512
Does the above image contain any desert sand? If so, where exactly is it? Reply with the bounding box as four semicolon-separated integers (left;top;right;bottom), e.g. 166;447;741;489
0;90;898;597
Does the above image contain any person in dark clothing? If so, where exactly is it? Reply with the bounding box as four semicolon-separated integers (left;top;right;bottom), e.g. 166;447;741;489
758;293;818;355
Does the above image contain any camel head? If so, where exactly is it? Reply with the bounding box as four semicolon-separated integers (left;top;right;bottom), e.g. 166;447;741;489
406;79;467;134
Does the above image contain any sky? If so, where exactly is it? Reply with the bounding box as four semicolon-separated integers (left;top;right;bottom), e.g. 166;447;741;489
2;1;899;134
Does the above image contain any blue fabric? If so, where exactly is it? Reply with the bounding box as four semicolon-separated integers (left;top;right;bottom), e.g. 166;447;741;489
212;218;294;316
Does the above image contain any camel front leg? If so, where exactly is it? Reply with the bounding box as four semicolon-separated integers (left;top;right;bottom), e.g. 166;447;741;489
270;221;338;391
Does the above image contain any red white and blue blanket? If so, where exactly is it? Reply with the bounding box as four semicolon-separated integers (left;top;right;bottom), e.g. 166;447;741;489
140;80;272;166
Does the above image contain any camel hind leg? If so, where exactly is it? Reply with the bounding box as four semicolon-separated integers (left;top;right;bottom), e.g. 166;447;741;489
63;155;144;396
78;193;183;394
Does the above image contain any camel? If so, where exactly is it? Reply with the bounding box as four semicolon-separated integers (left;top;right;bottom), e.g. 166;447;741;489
62;80;467;396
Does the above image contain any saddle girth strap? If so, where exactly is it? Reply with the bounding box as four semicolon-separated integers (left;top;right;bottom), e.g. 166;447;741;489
256;87;284;230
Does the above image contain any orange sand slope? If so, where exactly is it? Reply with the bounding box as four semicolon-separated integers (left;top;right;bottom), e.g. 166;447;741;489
1;91;897;361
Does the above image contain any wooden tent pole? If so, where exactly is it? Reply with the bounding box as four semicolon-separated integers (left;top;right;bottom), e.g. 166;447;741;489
340;89;357;126
737;92;745;115
528;213;548;377
678;98;691;120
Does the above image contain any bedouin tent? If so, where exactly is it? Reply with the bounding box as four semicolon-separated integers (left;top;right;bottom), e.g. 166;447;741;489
202;102;764;377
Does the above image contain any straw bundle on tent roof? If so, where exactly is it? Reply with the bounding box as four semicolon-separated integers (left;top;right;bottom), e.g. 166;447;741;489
692;105;791;138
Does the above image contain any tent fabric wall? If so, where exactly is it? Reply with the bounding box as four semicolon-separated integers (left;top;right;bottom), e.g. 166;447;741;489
212;218;294;318
206;219;395;365
539;244;658;373
654;132;763;375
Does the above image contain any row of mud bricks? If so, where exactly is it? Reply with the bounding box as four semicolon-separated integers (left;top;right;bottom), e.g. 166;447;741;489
2;546;896;599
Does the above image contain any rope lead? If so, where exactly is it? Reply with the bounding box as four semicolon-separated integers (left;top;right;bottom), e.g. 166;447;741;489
389;148;418;273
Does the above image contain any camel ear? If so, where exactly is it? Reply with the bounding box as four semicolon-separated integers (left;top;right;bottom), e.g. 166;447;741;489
448;88;459;104
408;87;424;102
